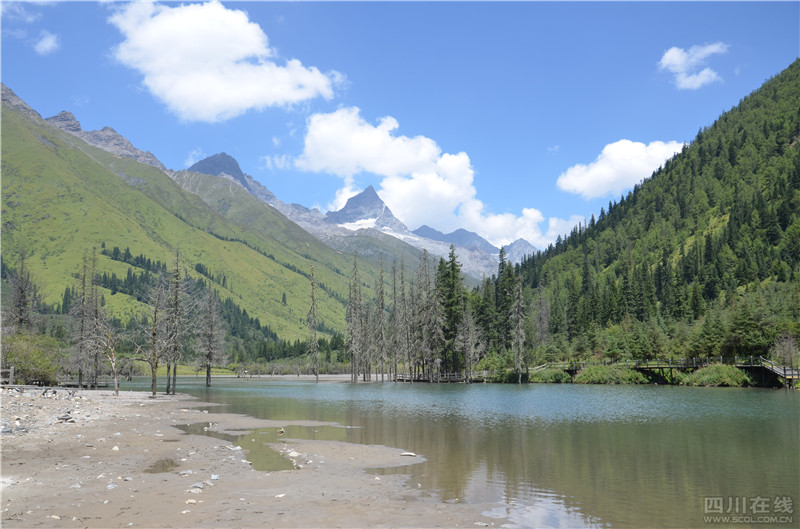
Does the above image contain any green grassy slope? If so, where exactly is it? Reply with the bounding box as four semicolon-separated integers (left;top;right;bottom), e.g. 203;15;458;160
1;99;379;340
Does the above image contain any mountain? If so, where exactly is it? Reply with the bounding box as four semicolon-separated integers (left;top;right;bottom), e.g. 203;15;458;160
326;185;409;234
46;110;166;171
510;59;800;362
187;152;247;187
1;83;376;342
504;238;538;264
325;187;504;277
179;158;423;267
413;225;498;255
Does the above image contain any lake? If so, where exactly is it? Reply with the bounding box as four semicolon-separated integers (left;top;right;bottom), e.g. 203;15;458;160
122;378;799;528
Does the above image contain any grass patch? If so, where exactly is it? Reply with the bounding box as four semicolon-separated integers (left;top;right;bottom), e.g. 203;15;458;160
680;364;751;387
574;364;649;384
133;361;234;377
529;368;572;383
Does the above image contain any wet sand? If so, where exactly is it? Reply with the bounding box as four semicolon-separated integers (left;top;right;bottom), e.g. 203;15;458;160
1;387;502;528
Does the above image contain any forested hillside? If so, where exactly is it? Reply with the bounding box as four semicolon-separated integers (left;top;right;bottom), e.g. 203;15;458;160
512;59;800;363
0;85;382;361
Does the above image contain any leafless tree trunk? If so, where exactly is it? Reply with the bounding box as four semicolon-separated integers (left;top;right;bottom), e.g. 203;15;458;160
307;265;319;383
200;290;225;387
91;311;122;396
532;284;550;359
512;281;526;384
347;253;363;383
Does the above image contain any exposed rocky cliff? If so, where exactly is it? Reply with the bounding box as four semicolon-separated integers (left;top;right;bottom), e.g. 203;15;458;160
45;111;166;171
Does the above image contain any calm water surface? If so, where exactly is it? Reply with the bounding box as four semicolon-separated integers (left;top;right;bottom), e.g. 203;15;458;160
122;378;799;528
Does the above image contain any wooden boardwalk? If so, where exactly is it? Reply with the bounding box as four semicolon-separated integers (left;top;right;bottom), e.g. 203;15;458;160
395;371;490;383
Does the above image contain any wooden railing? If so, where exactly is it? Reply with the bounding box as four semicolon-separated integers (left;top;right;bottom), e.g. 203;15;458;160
0;366;14;385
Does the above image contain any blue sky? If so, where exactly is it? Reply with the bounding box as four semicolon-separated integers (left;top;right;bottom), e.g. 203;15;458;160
2;1;798;248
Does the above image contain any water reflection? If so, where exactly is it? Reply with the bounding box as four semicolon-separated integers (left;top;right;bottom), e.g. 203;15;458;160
124;378;799;528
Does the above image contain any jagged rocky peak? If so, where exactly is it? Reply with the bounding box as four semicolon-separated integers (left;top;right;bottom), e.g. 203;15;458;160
188;153;246;185
1;83;44;123
327;185;385;223
504;238;539;264
43;107;166;171
326;185;409;233
46;110;82;133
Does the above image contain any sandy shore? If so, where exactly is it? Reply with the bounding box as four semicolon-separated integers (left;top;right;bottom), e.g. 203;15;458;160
1;387;502;528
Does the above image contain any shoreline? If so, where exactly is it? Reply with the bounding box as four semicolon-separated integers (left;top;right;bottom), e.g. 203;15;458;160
1;387;501;528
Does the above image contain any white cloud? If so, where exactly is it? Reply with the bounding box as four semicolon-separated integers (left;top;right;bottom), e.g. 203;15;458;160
556;139;684;200
2;3;41;24
260;154;291;172
659;42;729;90
184;147;206;168
108;1;340;122
295;106;579;248
33;30;59;55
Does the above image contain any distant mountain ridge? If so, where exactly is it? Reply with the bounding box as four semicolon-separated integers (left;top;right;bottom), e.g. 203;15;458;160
45;110;166;171
412;225;498;255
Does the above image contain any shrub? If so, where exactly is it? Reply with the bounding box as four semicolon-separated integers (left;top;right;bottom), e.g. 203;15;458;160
1;333;66;385
530;368;572;383
574;364;649;384
680;364;751;387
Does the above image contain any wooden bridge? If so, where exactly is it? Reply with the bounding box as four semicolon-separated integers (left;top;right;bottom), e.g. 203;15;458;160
395;370;491;383
56;375;111;389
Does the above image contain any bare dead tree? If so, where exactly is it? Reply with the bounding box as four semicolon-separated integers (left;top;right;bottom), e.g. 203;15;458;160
134;276;180;398
374;257;387;382
346;253;363;383
89;248;101;390
772;332;798;368
532;283;550;362
163;250;198;395
456;300;484;384
90;311;123;396
307;265;319;383
199;289;226;387
511;281;526;384
69;252;91;388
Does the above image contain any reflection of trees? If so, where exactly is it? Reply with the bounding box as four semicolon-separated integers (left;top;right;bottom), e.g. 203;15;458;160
349;400;797;528
181;386;798;529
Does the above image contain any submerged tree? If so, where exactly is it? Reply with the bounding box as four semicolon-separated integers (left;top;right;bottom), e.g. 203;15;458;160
346;253;364;382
